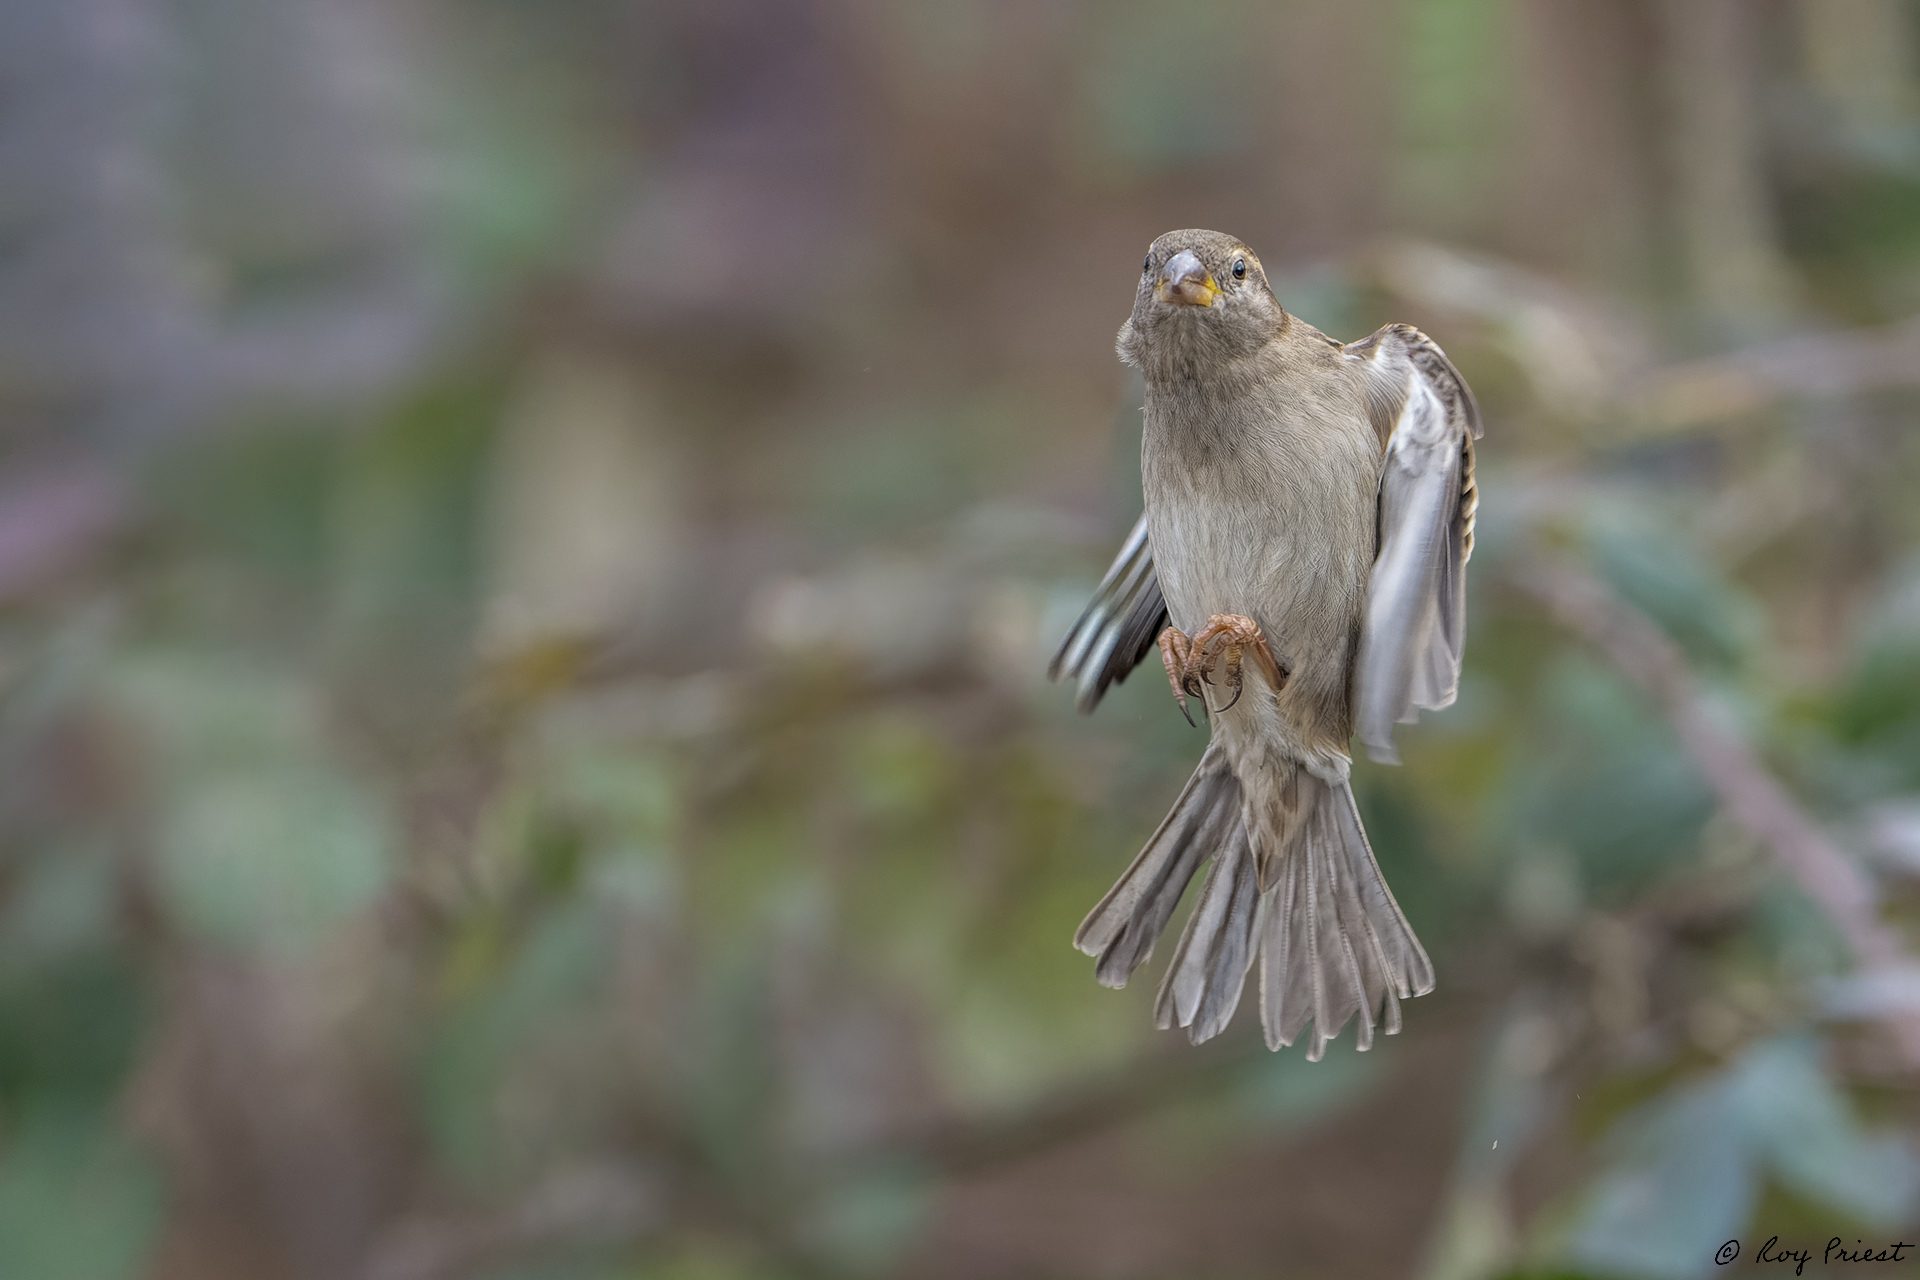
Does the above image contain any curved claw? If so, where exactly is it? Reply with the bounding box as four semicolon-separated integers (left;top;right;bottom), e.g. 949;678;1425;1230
1157;626;1200;726
1187;613;1286;714
1216;677;1246;713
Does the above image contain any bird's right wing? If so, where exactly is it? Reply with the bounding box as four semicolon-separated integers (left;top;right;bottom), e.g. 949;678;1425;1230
1049;513;1168;712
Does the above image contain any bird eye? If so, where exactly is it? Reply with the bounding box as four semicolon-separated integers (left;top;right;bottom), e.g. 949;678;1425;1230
1231;257;1248;280
1143;254;1152;274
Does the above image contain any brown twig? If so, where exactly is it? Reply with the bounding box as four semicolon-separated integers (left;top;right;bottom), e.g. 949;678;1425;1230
1512;555;1920;1066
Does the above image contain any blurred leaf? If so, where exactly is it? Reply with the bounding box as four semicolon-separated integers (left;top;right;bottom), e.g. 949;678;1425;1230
541;742;678;838
1826;558;1920;784
107;649;308;773
0;607;113;806
804;1166;932;1273
424;45;602;284
0;848;145;1217
104;648;395;950
0;1107;162;1280
1732;1038;1920;1227
1564;1038;1920;1277
1506;656;1713;896
422;898;610;1186
0;950;143;1113
328;373;499;638
685;944;779;1187
1565;1069;1756;1279
157;762;391;952
0;839;119;964
1587;515;1766;671
420;898;614;1197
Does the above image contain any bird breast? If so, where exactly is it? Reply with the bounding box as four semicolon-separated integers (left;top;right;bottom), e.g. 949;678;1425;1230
1140;374;1382;735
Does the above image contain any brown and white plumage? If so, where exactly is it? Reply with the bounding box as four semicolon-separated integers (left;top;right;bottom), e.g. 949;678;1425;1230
1346;323;1482;763
1053;230;1481;1058
1048;513;1167;711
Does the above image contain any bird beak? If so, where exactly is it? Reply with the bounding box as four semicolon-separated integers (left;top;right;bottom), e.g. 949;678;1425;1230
1155;250;1219;308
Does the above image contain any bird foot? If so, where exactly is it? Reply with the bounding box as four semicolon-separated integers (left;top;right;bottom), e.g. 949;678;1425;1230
1188;613;1287;713
1157;626;1199;725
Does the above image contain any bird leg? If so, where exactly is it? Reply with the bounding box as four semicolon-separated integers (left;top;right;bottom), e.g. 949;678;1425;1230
1156;625;1198;726
1189;614;1287;713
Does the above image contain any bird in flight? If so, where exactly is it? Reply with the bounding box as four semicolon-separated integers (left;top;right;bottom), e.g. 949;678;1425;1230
1052;229;1481;1060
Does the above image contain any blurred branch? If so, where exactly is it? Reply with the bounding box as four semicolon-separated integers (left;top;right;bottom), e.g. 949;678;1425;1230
1513;556;1920;1068
1629;315;1920;432
1368;241;1920;437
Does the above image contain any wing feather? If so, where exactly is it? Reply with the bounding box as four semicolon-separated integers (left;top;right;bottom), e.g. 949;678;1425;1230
1048;513;1168;712
1347;325;1481;763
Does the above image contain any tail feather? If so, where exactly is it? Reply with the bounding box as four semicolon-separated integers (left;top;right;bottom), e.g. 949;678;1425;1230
1321;804;1399;1048
1311;797;1372;1057
1074;743;1238;988
1152;824;1258;1041
1082;755;1433;1056
1260;850;1304;1046
1330;780;1434;998
1259;775;1432;1055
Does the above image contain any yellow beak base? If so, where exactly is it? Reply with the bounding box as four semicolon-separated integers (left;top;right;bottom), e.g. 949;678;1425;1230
1156;274;1221;308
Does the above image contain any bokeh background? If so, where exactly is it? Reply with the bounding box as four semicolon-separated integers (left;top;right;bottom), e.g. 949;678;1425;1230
5;1;1920;1277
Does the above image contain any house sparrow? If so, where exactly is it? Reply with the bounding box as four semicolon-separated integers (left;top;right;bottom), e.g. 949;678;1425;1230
1051;229;1481;1059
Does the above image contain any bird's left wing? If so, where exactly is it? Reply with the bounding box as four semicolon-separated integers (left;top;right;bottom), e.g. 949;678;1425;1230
1049;513;1168;712
1346;324;1482;764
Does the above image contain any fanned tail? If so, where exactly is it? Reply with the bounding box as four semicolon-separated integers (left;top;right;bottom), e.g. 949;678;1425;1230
1258;773;1433;1059
1080;756;1433;1057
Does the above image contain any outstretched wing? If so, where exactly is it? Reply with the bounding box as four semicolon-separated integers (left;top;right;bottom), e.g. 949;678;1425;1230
1346;324;1482;764
1049;513;1168;712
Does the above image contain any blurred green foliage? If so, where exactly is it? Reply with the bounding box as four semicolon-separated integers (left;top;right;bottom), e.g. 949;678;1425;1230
3;1;1920;1278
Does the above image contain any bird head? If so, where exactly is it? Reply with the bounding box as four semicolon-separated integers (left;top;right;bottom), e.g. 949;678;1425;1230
1117;229;1283;378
